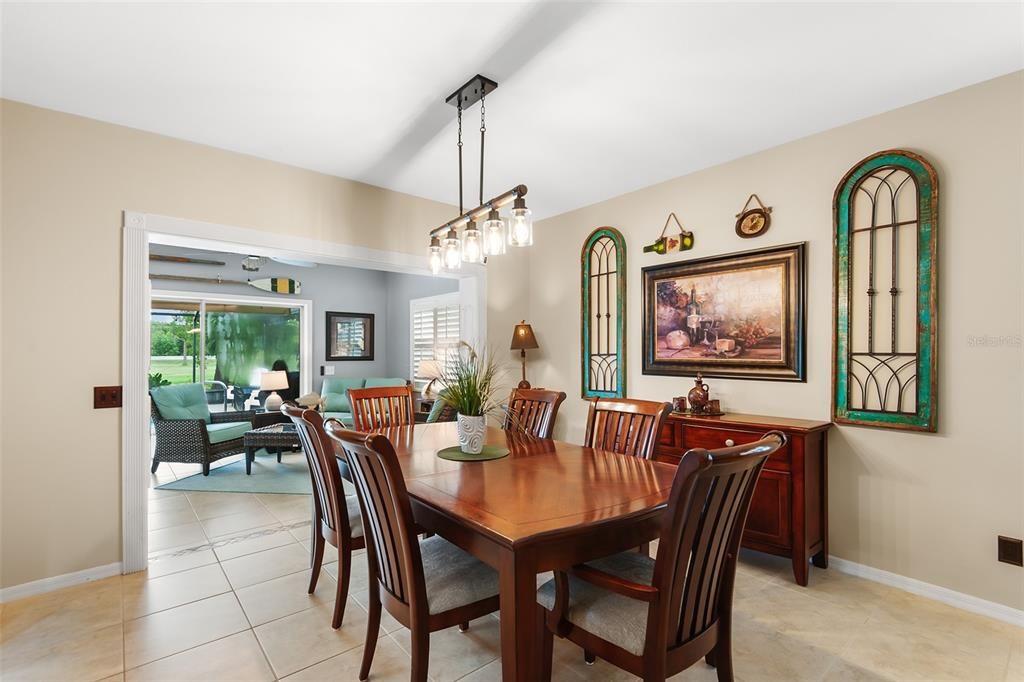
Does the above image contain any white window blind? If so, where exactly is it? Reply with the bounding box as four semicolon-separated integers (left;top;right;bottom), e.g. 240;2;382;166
411;296;461;382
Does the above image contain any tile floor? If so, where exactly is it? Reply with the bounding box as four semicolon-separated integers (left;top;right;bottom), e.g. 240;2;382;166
1;454;1022;681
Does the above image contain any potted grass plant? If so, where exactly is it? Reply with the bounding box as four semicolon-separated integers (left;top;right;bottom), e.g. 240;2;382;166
438;347;504;455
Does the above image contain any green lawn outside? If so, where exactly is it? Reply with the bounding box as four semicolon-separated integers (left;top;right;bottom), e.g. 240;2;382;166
150;357;218;385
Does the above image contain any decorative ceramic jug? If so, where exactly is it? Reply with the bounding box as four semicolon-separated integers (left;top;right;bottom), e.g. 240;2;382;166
457;414;486;455
687;374;711;414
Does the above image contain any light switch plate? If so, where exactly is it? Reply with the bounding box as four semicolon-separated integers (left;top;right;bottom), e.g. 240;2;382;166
323;365;335;376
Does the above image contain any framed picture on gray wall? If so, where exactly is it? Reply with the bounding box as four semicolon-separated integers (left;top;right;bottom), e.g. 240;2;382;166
326;311;374;361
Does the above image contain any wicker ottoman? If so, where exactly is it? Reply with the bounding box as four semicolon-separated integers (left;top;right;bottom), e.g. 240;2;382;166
243;423;302;475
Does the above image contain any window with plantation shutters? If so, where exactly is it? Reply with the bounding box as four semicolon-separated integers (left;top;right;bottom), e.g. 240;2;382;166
410;294;461;383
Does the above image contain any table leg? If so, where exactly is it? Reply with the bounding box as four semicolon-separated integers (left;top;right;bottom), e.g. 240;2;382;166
245;447;254;475
498;548;539;682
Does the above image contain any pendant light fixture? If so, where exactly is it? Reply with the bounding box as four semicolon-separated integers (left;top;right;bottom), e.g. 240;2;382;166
428;74;532;273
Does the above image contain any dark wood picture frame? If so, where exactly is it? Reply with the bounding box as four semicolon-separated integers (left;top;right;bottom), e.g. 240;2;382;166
642;242;807;382
326;311;375;361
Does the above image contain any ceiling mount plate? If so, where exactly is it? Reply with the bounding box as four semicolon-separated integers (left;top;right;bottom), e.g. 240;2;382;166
445;74;498;109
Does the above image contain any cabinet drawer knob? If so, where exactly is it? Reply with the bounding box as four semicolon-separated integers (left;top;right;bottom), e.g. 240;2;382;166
725;439;735;447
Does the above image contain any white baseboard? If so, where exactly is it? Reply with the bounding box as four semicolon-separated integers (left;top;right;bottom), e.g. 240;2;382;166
0;562;123;603
830;556;1024;627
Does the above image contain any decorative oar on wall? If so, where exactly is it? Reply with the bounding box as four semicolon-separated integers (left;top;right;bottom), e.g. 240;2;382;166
149;273;302;295
149;254;226;266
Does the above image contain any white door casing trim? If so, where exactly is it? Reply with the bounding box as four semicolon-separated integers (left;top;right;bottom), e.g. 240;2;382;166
122;210;485;574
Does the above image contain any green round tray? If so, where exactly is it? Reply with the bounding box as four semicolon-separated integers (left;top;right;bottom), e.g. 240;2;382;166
436;445;510;462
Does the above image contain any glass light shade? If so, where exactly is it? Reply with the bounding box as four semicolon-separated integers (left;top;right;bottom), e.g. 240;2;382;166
428;238;442;275
508;206;533;247
443;228;462;270
462;221;482;264
482;210;506;256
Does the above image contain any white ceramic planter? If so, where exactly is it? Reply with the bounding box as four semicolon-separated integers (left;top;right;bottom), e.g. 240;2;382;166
456;414;486;454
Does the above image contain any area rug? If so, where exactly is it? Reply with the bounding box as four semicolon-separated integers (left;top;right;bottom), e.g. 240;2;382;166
156;452;312;495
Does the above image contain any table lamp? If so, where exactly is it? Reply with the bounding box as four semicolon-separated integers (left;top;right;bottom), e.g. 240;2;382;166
510;320;539;389
260;370;290;412
417;360;443;397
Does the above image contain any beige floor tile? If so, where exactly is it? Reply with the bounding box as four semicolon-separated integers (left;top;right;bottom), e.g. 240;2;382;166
98;674;126;682
256;492;310;506
265;497;315;524
220;543;310;589
148;522;208;553
123;563;231;618
210;523;297;562
188;493;267;521
124;630;274;682
388;616;501;682
199;507;279;537
1;621;123;682
148;487;184;500
148;507;199;531
283;635;412;681
349;587;406;634
235;569;337;626
728;617;846;682
322;549;371;592
147;495;192;514
254;601;368;678
123;593;249;669
145;548;219;579
1007;638;1024;682
1;575;123;644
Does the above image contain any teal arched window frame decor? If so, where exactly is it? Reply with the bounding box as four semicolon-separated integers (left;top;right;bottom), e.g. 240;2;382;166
833;149;938;432
581;227;626;398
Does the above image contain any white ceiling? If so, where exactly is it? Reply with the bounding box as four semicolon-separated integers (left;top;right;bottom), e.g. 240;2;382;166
3;2;1022;218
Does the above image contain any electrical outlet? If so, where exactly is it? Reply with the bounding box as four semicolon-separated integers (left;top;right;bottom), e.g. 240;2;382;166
94;385;123;409
998;536;1023;567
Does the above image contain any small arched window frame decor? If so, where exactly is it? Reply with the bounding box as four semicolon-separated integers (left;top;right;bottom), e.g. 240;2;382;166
581;227;626;398
833;149;938;432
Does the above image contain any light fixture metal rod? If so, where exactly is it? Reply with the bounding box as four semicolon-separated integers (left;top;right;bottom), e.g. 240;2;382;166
429;184;528;238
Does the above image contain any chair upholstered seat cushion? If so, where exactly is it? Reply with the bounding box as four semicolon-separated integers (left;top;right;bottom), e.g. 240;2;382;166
536;551;655;656
206;421;252;444
419;536;499;615
151;383;212;423
345;492;363;538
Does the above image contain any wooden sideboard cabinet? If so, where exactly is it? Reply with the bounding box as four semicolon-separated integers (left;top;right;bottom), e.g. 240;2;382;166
657;412;833;586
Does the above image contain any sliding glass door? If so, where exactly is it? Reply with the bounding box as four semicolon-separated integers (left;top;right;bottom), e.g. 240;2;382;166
150;298;301;412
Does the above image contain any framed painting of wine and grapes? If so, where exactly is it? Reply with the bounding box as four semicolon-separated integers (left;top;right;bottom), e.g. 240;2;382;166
641;242;806;381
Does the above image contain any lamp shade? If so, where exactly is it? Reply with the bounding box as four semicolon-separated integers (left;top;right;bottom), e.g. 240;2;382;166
259;370;289;392
417;360;443;380
510;320;539;351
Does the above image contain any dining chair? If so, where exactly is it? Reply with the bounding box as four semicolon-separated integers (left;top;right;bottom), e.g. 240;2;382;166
281;404;366;629
503;387;567;439
324;422;501;682
347;384;416;431
536;431;787;682
583;397;672;460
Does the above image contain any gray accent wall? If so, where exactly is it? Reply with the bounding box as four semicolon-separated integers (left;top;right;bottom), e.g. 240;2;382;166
150;246;457;391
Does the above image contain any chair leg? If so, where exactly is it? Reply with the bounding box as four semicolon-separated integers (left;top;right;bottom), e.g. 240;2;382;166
150;459;159;474
458;621;469;632
332;541;353;629
307;533;325;594
202;461;211;476
714;635;734;681
539;606;553;682
705;651;717;667
584;650;595;665
358;580;382;681
411;627;430;682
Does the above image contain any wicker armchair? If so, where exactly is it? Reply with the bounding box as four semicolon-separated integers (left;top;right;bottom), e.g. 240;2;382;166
150;384;258;476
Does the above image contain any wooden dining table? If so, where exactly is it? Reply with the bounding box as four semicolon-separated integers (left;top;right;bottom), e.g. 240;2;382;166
332;421;678;682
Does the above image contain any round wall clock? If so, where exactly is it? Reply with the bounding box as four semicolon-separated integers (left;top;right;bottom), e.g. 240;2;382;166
735;194;772;238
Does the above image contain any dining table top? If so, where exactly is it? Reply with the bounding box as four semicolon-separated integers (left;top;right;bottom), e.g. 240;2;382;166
358;422;679;547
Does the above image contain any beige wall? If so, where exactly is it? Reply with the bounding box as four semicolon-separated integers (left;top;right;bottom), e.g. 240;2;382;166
0;100;529;589
530;72;1024;610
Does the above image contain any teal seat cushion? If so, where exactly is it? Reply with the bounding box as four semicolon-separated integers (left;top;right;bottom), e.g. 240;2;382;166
151;383;212;424
321;378;364;413
323;412;352;427
206;421;251;444
364;377;407;388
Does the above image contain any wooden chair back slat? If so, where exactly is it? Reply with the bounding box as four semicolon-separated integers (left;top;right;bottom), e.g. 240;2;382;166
503;388;567;439
282;405;349;539
583;398;671;460
348;385;415;431
323;422;426;610
650;432;786;654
